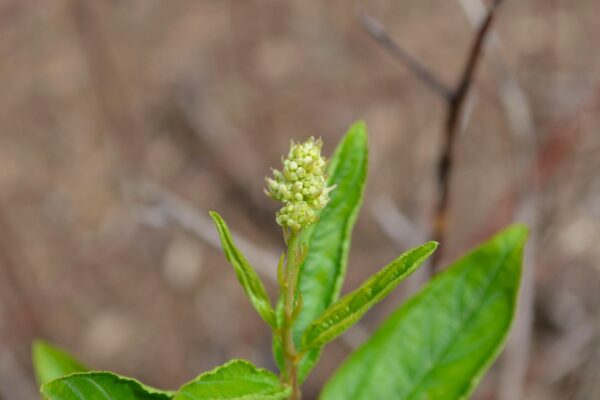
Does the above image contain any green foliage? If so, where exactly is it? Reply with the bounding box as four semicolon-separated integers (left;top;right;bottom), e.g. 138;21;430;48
32;340;88;387
321;225;527;400
301;241;437;351
210;211;276;328
281;121;369;381
174;360;290;400
41;372;172;400
32;121;528;400
295;121;368;336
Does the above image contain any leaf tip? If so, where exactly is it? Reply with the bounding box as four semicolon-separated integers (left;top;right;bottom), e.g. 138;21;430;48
349;120;368;139
509;223;529;234
32;339;51;363
351;119;367;129
32;338;47;353
419;241;439;257
209;211;227;232
501;223;529;245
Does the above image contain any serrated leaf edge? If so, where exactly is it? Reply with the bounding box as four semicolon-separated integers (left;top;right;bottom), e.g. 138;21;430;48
41;371;174;398
176;359;290;400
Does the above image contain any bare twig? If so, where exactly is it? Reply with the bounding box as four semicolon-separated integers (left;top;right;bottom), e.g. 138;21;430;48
430;0;504;269
360;1;504;271
363;5;599;399
457;0;537;147
359;12;453;100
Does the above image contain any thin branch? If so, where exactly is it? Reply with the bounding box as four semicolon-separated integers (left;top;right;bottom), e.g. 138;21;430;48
367;5;596;398
360;1;505;271
453;0;503;104
359;12;453;100
430;0;504;269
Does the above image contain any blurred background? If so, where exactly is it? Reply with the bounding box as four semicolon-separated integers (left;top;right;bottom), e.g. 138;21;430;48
0;0;599;399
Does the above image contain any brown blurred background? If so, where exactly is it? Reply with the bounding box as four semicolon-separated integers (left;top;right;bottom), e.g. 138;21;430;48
0;0;599;399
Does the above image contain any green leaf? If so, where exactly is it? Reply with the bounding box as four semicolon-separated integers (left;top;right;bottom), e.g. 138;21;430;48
301;241;437;351
321;225;528;400
274;121;368;380
32;340;88;386
41;372;172;400
210;211;276;328
173;359;290;400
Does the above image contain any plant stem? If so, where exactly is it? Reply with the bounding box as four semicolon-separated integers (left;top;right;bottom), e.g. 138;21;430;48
282;231;303;400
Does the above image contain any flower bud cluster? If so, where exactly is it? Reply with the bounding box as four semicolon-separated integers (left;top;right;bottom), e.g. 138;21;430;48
265;137;334;231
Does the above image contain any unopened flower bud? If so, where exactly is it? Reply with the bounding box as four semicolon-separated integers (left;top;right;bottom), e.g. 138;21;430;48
265;137;335;231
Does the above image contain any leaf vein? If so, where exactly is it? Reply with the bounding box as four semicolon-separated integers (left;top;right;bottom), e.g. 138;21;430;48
84;377;113;400
64;381;85;400
401;246;512;400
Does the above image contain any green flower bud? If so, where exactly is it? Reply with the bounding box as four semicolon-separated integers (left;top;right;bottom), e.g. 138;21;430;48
265;137;335;231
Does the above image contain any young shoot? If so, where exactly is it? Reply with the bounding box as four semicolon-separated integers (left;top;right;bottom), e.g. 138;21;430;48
32;122;527;400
